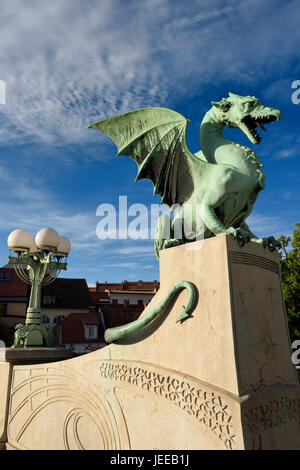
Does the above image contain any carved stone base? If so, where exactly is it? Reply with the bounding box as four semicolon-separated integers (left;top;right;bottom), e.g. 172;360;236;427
2;236;300;449
0;348;73;450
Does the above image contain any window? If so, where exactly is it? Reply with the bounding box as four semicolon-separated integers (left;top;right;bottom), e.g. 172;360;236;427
86;325;98;339
43;295;56;305
0;304;7;315
0;272;12;282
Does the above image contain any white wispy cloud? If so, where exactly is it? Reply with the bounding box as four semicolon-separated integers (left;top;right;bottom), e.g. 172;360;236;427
113;245;154;256
102;262;153;269
247;213;291;239
0;0;298;283
0;0;299;150
0;162;159;277
0;164;100;252
275;148;298;160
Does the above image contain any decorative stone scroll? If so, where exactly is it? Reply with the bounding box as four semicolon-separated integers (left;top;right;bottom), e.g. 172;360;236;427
100;360;236;449
7;365;128;450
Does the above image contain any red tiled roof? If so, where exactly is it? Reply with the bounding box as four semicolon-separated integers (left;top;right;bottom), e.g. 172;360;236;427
61;312;105;343
42;278;90;309
0;266;28;297
108;290;156;295
89;291;110;308
95;280;159;292
100;303;144;329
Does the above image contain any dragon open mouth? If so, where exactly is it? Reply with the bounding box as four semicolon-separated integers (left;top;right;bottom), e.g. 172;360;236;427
242;115;278;144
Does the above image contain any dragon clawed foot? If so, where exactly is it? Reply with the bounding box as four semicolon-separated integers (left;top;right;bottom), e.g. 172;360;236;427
162;238;183;250
261;236;281;251
226;231;281;251
250;235;281;251
224;227;251;247
222;228;280;251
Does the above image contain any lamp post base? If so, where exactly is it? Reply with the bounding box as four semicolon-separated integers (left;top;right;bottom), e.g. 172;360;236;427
11;324;49;348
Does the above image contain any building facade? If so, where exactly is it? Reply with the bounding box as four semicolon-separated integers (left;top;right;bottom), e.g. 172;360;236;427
89;280;160;330
40;278;91;345
0;265;27;328
59;312;106;354
0;268;160;354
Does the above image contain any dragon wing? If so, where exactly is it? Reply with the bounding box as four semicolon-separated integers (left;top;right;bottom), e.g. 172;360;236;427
89;107;206;206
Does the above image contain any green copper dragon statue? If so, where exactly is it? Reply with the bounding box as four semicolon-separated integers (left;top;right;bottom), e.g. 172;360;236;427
90;92;282;343
90;92;281;255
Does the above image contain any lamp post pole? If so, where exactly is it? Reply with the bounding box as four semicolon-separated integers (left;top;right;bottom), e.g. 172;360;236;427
7;228;71;348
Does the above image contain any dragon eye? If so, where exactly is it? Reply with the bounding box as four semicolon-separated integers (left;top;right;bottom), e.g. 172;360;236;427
221;103;231;112
244;102;254;111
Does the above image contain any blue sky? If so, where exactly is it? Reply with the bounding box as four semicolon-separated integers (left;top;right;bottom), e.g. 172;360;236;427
0;0;299;285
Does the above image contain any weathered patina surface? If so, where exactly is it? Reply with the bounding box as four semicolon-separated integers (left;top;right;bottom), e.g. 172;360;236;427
90;93;281;342
90;93;282;256
104;280;197;343
9;254;67;348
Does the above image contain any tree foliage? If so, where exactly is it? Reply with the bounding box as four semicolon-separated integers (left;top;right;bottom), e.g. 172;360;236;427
278;223;300;341
0;314;14;347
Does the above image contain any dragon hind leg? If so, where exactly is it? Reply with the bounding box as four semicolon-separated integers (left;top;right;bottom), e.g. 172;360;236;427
155;215;185;258
155;214;172;258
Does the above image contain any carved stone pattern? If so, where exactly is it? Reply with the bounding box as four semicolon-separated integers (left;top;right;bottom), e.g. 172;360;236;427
244;395;300;435
229;251;280;275
7;366;125;450
99;361;235;449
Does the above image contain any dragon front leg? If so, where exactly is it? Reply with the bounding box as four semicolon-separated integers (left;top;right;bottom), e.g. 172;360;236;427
229;222;281;251
154;214;184;259
202;205;251;246
201;170;252;246
249;234;281;251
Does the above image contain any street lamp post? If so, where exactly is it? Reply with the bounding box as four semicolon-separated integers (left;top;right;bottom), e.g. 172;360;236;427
7;228;71;348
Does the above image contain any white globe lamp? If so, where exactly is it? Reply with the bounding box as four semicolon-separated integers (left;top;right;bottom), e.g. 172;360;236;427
56;236;71;257
7;229;35;253
35;228;60;252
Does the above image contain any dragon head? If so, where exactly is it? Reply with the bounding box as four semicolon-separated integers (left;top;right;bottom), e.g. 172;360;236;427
211;92;281;145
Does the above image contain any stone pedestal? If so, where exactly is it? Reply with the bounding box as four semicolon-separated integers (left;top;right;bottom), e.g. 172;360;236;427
0;348;73;450
1;235;300;450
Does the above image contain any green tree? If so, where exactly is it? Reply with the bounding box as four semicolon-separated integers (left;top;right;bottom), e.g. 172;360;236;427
0;315;14;346
278;223;300;341
0;304;14;346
